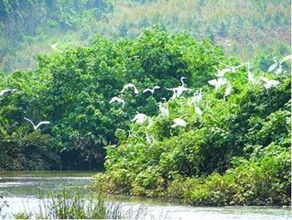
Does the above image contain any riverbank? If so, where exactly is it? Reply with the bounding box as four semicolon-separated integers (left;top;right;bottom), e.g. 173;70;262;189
0;172;291;220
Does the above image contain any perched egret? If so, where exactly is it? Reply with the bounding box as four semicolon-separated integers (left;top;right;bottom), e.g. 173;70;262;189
224;83;232;97
109;97;125;107
208;77;228;89
131;112;147;124
260;77;280;89
24;117;50;131
195;106;203;116
158;102;169;117
121;83;139;94
248;69;257;84
180;76;187;86
192;90;202;103
0;88;17;97
171;118;187;128
143;86;160;94
146;133;152;144
51;43;58;51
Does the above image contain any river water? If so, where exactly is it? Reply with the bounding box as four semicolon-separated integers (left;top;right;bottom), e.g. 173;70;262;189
0;171;290;219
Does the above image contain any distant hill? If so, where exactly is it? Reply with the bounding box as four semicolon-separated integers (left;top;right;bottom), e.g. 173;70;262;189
0;0;290;72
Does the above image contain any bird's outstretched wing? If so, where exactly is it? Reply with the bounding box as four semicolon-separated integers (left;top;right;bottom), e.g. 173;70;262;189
143;88;152;94
35;121;50;130
24;117;35;127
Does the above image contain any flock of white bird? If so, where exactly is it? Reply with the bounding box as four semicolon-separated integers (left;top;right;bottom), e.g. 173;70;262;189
0;55;290;133
109;55;291;129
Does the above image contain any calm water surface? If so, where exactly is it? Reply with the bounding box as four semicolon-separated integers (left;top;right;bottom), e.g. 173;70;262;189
0;171;291;219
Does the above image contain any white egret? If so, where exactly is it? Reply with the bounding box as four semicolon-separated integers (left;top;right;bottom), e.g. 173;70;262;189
195;106;203;116
248;69;257;84
218;62;247;73
192;90;202;103
109;97;125;107
24;117;50;131
260;77;280;89
274;65;283;75
158;102;169;117
131;112;147;124
224;83;232;97
215;67;232;77
280;55;292;64
208;77;228;89
180;76;187;86
51;43;59;51
143;86;160;94
166;86;190;99
121;83;139;94
267;58;278;72
171;118;187;128
0;88;17;97
146;133;152;144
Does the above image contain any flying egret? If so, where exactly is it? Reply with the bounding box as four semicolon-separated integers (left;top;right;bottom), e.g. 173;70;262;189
24;117;50;131
121;83;139;94
218;62;247;73
267;58;278;72
260;77;280;89
143;86;160;94
224;83;232;97
158;102;169;117
131;112;147;124
109;97;125;107
0;88;17;97
280;55;292;64
208;77;228;89
195;106;203;116
171;118;187;128
166;86;190;99
274;65;283;75
215;67;232;77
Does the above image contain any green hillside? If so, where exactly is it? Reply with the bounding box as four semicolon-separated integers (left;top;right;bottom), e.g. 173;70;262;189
0;0;290;72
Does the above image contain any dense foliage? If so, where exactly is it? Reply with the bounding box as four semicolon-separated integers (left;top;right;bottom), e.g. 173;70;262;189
0;28;229;170
0;0;290;72
93;42;291;205
0;24;290;205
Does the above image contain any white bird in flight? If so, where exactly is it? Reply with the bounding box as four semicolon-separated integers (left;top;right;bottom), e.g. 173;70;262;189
0;88;17;97
267;57;278;73
143;86;160;94
166;77;190;99
121;83;139;94
109;97;125;107
280;55;292;64
131;112;147;124
158;102;169;117
24;117;50;131
171;118;187;128
208;77;228;89
218;62;247;75
260;77;280;89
